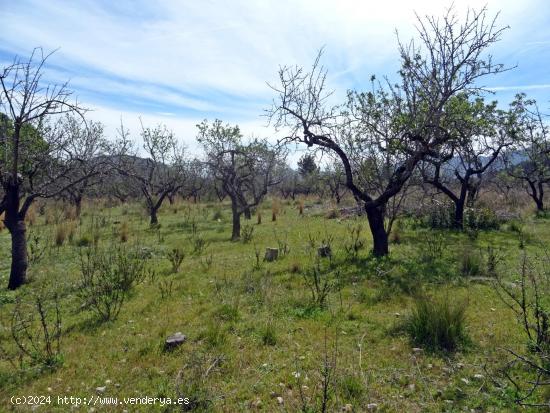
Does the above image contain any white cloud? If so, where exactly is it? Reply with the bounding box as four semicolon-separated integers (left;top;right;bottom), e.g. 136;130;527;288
1;0;548;142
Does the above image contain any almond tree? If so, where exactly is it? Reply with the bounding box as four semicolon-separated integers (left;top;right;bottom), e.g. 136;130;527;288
504;94;550;212
197;119;285;240
0;49;107;289
420;96;513;228
113;122;188;226
268;7;508;256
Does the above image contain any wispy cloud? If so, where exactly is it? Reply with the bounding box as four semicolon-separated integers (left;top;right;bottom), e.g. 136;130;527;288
489;84;550;91
0;0;549;140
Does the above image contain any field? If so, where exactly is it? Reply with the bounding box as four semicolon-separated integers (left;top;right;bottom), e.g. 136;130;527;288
0;197;549;412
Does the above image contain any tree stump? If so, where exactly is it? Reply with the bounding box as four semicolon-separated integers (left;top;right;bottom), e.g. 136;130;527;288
164;332;187;350
264;248;279;262
317;245;331;258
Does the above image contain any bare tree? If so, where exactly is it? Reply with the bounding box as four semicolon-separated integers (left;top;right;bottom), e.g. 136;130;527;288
197;119;285;240
113;121;188;226
504;94;550;212
60;116;106;216
267;6;508;256
0;49;108;289
321;161;347;204
420;96;512;228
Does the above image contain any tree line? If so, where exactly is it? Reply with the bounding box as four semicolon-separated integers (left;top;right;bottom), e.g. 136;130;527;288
1;6;549;290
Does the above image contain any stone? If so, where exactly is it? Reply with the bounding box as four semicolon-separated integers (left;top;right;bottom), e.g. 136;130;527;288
461;378;470;385
367;403;378;411
264;248;279;262
473;374;484;380
96;386;106;394
165;332;187;350
276;396;284;405
342;404;353;412
251;399;262;408
317;245;332;258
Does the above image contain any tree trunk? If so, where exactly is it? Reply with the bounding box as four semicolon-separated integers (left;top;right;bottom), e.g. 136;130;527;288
453;198;465;229
365;204;388;257
244;207;251;220
533;195;544;211
150;208;159;226
231;198;241;241
5;180;28;290
7;220;28;290
74;195;82;217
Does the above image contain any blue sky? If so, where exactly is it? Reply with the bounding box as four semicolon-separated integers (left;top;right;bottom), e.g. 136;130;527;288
1;0;549;150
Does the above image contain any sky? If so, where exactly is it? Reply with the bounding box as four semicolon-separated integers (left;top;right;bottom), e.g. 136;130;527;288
1;0;549;155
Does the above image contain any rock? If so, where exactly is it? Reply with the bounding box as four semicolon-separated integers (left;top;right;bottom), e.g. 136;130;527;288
105;379;112;384
264;248;279;262
276;396;284;405
473;374;484;380
317;245;332;258
461;378;470;385
251;399;262;408
165;332;187;350
96;386;106;394
367;403;378;411
342;404;353;412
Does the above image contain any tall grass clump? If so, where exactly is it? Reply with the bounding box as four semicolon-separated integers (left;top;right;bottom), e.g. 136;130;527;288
405;295;468;352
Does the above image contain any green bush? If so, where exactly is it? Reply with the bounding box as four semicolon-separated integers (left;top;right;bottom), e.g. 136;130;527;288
405;295;468;352
78;245;148;321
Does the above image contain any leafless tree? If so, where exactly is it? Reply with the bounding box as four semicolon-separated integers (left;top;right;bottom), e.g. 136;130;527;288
197;119;285;240
112;121;188;226
504;94;550;212
267;6;508;256
59;116;106;216
0;49;107;289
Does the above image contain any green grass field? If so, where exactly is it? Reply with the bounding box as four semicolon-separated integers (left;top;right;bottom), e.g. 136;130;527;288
1;198;549;412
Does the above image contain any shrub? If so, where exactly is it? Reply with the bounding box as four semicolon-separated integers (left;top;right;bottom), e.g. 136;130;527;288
303;259;340;308
10;285;63;369
241;224;254;243
167;246;185;273
343;223;364;260
78;245;148;321
404;294;468;352
464;207;500;230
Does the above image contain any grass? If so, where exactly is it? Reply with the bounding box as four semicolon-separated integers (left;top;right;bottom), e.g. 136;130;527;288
0;198;548;411
404;294;469;352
